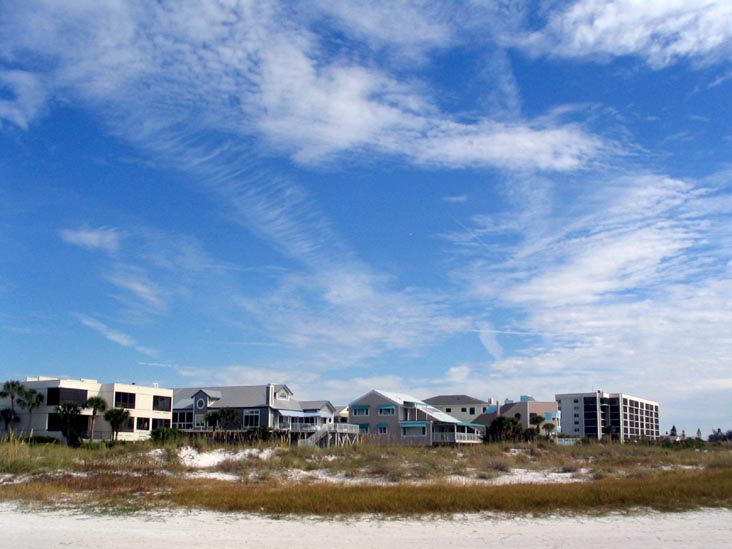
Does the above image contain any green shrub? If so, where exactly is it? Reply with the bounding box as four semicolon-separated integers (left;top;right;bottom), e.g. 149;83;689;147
151;427;185;444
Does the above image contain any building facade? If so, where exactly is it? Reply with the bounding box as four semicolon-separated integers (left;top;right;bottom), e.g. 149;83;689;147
348;390;482;446
1;377;173;442
171;384;359;447
422;394;493;423
555;391;660;442
473;396;559;433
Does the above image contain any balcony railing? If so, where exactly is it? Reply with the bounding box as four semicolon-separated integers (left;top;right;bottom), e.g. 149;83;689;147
432;431;481;443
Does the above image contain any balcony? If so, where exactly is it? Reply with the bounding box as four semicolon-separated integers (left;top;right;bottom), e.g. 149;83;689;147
432;431;481;444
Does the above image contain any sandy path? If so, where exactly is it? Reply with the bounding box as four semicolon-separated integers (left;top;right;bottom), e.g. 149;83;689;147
1;504;730;548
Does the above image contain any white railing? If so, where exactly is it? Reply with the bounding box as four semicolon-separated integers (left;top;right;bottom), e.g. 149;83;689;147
293;423;359;434
432;431;481;443
297;423;360;447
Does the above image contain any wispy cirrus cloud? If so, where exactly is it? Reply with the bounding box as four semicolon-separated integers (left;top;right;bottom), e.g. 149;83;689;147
59;226;121;253
0;1;608;172
444;171;732;412
520;0;732;68
76;314;156;356
105;271;167;314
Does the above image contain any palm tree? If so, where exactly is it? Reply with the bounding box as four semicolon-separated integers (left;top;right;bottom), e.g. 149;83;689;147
104;407;130;441
542;423;555;438
57;402;81;445
84;396;107;441
18;388;44;438
530;414;545;435
485;415;522;442
0;380;25;436
217;407;239;431
204;410;221;437
1;408;15;437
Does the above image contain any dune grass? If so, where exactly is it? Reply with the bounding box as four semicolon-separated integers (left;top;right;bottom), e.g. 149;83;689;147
1;467;731;516
1;439;731;516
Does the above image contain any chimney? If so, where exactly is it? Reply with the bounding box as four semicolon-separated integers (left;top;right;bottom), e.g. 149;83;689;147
266;384;274;406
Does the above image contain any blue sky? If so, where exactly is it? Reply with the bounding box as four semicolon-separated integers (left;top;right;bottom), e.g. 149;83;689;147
1;1;731;435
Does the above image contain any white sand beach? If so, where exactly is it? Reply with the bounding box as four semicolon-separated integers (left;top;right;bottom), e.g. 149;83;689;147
2;503;730;548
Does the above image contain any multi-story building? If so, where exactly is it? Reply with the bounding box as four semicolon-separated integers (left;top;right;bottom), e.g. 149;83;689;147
171;384;359;447
473;396;559;433
348;390;482;446
555;391;660;442
1;377;173;442
423;394;493;423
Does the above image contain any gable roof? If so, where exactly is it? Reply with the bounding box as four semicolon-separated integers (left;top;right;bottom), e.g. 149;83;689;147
423;394;488;406
299;400;335;413
173;384;297;410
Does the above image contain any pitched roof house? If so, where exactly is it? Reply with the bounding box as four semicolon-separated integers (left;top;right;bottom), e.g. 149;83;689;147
423;394;493;423
348;389;482;446
172;384;358;446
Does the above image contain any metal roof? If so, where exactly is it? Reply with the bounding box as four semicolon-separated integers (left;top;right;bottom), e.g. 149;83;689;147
374;390;462;424
423;394;488;406
172;384;299;410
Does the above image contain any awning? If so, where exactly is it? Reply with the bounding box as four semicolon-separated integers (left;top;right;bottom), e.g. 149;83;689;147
277;410;332;418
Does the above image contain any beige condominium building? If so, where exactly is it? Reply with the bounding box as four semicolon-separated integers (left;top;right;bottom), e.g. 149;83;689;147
555;390;659;442
2;377;173;442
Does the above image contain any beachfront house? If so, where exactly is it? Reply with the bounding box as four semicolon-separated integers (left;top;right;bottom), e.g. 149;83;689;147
348;389;482;446
1;377;173;442
423;394;493;423
172;384;359;446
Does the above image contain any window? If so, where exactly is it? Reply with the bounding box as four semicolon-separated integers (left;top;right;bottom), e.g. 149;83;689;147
153;395;171;412
401;426;426;437
243;409;259;428
173;411;193;429
120;417;134;432
194;414;206;429
46;387;87;406
469;407;475;415
276;390;289;400
461;407;467;413
378;405;395;416
445;408;452;413
378;425;388;435
152;418;171;430
195;398;206;410
115;391;136;409
136;417;150;431
483;407;488;413
352;406;369;416
358;423;369;434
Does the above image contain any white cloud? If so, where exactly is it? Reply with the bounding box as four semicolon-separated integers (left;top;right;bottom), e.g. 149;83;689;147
522;1;732;68
238;267;469;367
315;1;453;52
76;314;156;356
176;364;319;389
0;1;608;172
445;171;732;428
443;194;468;203
106;272;166;313
59;226;121;253
0;70;46;129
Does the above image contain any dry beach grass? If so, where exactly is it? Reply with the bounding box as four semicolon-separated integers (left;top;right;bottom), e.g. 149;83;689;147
1;440;731;516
